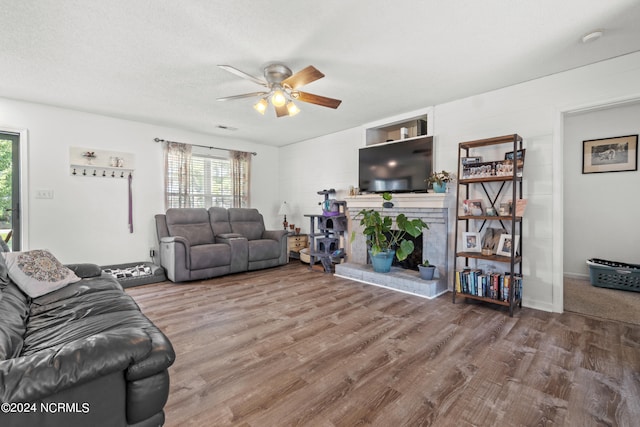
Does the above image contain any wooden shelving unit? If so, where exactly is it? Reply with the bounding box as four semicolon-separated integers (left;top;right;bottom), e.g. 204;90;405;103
452;134;524;316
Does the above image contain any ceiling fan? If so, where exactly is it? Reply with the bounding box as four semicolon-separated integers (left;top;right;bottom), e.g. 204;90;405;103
216;63;342;117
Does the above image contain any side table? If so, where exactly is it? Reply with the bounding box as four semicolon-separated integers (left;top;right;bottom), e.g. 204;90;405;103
287;233;308;260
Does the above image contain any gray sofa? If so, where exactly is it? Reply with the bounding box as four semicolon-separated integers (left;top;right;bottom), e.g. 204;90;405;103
155;207;287;282
0;260;175;427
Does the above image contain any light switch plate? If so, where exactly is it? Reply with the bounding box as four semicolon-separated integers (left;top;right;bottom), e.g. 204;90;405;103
35;189;54;199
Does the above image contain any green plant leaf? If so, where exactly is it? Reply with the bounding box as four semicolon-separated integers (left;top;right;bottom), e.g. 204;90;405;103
396;240;414;261
404;218;427;237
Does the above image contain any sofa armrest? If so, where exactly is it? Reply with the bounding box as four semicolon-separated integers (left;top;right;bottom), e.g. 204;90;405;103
160;235;190;248
159;236;191;279
65;263;102;278
262;229;287;242
126;328;175;381
0;328;152;403
262;229;288;265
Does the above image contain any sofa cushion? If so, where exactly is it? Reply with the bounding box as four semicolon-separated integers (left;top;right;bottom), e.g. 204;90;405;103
166;208;215;246
2;250;81;298
24;277;148;355
190;244;231;270
0;283;29;360
209;207;232;235
229;208;265;241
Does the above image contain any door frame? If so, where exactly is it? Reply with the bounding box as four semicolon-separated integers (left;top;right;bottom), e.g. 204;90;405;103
0;126;29;251
552;93;640;313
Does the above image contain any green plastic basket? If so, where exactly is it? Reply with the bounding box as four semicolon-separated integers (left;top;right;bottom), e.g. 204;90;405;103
586;258;640;292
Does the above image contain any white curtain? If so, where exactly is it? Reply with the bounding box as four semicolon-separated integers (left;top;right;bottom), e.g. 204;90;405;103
163;141;192;209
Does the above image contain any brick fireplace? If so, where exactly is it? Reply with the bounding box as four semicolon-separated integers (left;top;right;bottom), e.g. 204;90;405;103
335;193;449;299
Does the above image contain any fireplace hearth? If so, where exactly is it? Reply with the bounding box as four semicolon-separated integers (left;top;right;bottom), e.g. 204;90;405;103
336;193;449;299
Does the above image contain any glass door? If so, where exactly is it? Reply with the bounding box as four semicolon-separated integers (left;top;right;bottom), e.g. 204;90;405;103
0;131;20;251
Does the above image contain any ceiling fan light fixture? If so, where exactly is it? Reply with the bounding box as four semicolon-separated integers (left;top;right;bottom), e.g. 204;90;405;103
287;101;300;116
271;89;287;107
219;63;342;118
253;98;268;114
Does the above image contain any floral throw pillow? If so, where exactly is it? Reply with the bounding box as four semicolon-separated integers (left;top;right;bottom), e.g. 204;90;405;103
2;250;81;298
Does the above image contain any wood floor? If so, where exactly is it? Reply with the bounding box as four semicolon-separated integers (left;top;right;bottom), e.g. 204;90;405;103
126;262;640;427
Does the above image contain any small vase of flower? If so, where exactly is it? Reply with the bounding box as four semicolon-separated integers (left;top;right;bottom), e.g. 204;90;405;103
427;170;453;193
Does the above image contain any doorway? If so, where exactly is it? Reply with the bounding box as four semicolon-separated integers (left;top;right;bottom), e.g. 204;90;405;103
560;99;640;323
0;131;21;251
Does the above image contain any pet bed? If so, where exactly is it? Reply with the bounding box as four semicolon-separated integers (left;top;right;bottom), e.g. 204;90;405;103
101;262;166;288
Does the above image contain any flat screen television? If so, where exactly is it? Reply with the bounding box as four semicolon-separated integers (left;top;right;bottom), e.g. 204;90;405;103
358;136;433;193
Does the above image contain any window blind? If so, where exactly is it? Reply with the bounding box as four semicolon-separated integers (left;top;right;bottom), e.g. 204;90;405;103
166;153;233;209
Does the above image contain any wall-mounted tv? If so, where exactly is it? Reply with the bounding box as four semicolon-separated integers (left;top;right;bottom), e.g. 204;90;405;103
358;137;433;193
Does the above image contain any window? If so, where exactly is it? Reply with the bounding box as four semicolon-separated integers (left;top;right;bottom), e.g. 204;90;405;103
166;153;231;209
163;141;250;210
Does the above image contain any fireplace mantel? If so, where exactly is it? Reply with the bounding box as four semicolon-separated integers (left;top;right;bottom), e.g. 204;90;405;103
344;193;447;210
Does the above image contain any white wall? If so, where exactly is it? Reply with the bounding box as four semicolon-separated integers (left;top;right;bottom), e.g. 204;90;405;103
278;127;362;232
280;51;640;312
563;102;640;276
0;98;279;264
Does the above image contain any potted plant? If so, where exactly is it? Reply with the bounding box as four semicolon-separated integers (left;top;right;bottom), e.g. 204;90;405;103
351;192;428;273
427;170;453;193
418;259;436;280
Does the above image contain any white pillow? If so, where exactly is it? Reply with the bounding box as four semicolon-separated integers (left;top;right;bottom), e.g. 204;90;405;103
2;249;81;298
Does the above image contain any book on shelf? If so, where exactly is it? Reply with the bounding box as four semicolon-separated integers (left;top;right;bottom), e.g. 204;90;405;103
455;269;523;301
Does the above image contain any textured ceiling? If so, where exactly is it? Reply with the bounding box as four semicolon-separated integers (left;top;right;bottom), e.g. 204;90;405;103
1;0;640;146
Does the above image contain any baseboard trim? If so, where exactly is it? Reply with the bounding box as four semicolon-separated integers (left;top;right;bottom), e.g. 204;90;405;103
564;272;590;280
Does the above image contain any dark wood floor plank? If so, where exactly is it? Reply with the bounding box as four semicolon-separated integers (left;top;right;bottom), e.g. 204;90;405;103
126;262;640;426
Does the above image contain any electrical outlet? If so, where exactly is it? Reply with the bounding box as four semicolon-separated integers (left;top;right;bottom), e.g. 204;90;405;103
150;249;156;258
35;189;54;199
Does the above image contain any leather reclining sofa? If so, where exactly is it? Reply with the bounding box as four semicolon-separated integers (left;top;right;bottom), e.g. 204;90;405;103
155;207;288;282
0;261;175;427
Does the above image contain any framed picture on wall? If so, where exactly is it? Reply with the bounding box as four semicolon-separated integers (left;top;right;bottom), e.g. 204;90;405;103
583;134;638;174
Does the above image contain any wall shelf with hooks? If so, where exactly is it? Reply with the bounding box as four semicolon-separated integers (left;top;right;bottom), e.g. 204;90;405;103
69;147;135;178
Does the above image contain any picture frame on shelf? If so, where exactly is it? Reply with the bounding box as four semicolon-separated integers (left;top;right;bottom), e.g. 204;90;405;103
462;199;484;216
496;234;520;257
582;134;638;174
461;156;482;165
499;201;512;216
505;149;526;177
481;227;507;254
515;199;528;217
462;231;482;252
462;160;494;179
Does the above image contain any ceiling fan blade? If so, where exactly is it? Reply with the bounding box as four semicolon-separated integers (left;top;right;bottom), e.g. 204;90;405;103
218;65;268;87
274;104;289;117
282;66;324;89
295;91;342;109
216;92;269;101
